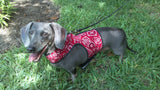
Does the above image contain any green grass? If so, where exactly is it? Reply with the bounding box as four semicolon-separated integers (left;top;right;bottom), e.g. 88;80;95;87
0;0;160;89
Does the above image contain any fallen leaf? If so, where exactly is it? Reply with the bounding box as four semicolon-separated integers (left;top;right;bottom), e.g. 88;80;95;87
36;20;40;22
50;16;59;20
107;51;114;56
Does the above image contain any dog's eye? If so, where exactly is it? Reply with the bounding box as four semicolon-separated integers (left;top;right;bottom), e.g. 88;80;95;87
29;31;33;35
42;32;48;37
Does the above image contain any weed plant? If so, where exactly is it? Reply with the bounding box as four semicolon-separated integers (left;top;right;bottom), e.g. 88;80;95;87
0;0;14;28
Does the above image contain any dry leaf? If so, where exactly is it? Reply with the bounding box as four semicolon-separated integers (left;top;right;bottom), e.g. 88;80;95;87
107;51;114;56
50;16;59;20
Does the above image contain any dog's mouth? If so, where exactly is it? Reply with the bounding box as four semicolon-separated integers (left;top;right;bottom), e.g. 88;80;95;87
29;45;48;62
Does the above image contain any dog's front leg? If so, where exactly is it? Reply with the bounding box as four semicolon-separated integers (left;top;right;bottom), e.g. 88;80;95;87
69;68;77;82
52;44;88;82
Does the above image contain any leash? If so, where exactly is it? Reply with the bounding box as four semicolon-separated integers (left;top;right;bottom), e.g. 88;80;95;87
71;0;130;33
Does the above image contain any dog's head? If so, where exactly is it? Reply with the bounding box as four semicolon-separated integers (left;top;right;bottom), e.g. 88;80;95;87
20;22;67;62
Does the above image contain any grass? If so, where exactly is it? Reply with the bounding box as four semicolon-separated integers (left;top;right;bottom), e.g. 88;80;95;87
0;0;160;89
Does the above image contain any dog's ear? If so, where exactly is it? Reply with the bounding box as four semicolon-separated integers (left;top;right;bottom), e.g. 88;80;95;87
50;22;67;49
20;22;33;47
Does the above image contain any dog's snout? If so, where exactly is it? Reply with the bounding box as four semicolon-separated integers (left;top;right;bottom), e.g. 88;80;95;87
27;47;36;52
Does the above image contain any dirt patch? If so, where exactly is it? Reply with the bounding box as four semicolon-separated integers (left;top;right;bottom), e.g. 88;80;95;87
0;0;60;53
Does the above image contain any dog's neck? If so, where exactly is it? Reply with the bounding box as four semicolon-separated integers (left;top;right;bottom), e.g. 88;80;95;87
44;44;56;56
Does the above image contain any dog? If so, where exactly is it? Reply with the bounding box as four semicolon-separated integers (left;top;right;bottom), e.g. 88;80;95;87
20;22;136;82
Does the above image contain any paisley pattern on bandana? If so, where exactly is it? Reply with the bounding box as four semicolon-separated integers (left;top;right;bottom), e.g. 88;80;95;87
46;30;103;63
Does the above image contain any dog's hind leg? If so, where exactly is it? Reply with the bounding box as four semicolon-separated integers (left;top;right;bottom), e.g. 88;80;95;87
111;41;126;62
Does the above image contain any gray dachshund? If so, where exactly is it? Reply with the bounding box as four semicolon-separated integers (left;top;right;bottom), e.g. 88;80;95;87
21;22;136;82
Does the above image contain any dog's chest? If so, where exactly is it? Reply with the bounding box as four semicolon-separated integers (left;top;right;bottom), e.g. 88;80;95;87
46;30;103;63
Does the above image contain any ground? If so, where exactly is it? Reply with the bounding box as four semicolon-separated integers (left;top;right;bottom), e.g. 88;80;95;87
0;0;59;53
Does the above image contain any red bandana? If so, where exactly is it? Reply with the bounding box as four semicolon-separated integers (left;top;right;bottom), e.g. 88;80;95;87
46;30;103;63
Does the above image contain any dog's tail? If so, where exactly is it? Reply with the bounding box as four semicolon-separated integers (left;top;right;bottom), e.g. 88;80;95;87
127;45;137;53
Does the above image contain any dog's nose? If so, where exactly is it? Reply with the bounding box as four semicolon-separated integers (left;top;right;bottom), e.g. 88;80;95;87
27;47;36;52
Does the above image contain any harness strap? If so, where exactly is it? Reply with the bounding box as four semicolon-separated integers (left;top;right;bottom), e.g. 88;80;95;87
71;0;130;34
80;55;95;69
